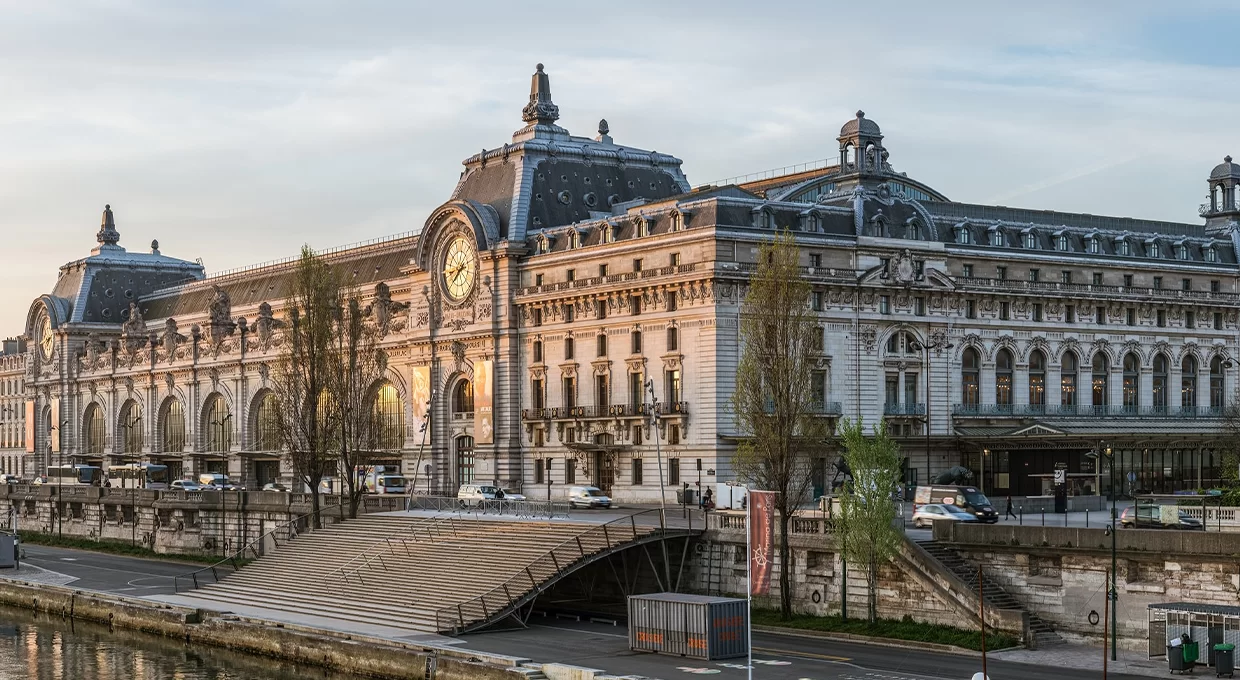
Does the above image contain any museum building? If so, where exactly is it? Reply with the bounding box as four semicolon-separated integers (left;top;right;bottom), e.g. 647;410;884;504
13;64;1240;501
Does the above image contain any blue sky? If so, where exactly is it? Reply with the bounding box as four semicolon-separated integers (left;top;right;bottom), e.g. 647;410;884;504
1;0;1238;327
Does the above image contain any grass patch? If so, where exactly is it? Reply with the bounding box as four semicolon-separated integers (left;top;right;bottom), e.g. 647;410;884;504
751;608;1018;651
18;531;244;567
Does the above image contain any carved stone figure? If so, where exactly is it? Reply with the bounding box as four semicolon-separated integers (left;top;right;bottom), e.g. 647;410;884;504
208;285;235;345
161;318;184;361
367;282;410;337
254;301;283;349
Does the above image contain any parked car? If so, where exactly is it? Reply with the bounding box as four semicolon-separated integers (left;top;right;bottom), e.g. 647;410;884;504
457;484;502;506
911;503;979;528
261;482;290;493
501;488;526;501
568;485;612;509
0;475;19;485
1120;505;1205;530
170;479;201;491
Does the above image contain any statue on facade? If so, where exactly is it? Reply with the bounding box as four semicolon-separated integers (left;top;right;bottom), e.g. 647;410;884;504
366;282;409;337
254;301;283;350
121;302;146;351
161;318;184;361
207;285;235;346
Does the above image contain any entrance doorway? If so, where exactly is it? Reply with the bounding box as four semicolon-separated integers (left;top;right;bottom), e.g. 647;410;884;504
456;436;475;487
592;434;615;493
254;460;279;487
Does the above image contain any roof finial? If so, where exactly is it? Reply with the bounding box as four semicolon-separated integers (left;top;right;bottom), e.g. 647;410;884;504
1227;155;1234;164
596;118;612;144
521;62;560;126
856;110;865;119
97;204;120;247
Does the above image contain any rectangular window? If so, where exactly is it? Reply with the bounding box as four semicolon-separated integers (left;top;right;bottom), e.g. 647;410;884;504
667;424;681;445
666;369;682;404
632;425;643;445
966;300;976;319
809;253;821;268
667;327;679;351
563;377;577;409
904;373;919;407
535;459;545;484
631;331;642;354
914;297;926;316
1157;310;1166;327
597;334;608;357
1093;272;1103;286
632;459;644;485
1126;308;1136;326
1032;303;1043;322
597;300;608;319
532;308;542;326
1215;312;1224;330
669;458;680;486
564;337;575;360
1182;278;1192;292
962;264;973;279
885;375;898;407
667;295;678;312
533;341;543;363
599;264;609;277
670;253;681;267
534;428;545;447
1065;305;1075;324
1061;270;1072;284
633;258;643;272
564;306;574;323
565;426;576;444
996;266;1007;280
630;295;641;315
1187;311;1196;329
1153;276;1162;290
566;459;576;484
532;379;545;410
535;273;544;287
1212;280;1221;293
880;296;891;314
999;302;1010;320
1029;268;1040;283
567;268;575;282
1096;306;1107;325
812;291;824;312
595;374;610;409
630;372;644;408
1123;274;1133;288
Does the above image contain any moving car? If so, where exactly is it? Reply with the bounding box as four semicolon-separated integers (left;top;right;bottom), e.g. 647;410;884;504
1120;505;1205;530
913;485;998;523
568;485;612;509
0;475;19;485
912;503;979;528
457;484;502;506
261;482;290;492
170;479;201;491
501;488;527;501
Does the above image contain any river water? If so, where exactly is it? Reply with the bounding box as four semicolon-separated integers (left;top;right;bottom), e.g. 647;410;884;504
0;605;358;680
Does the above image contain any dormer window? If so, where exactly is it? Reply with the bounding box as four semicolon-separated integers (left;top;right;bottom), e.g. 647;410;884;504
1024;232;1036;249
1057;234;1069;252
1149;241;1161;258
956;227;971;245
1207;246;1218;263
1117;239;1131;256
1088;237;1100;254
569;231;580;249
989;230;1003;247
1178;244;1189;261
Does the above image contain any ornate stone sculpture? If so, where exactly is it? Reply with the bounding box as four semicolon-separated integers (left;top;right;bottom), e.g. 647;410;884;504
367;282;410;337
254;301;284;350
121;302;146;352
161;318;184;361
207;285;235;346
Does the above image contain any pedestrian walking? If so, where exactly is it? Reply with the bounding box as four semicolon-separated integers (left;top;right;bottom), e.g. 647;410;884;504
1004;494;1018;520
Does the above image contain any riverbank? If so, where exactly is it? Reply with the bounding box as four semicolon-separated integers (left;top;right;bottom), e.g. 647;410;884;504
0;577;528;680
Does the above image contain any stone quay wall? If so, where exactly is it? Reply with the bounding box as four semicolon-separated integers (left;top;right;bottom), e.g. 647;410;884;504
934;522;1240;648
0;484;404;556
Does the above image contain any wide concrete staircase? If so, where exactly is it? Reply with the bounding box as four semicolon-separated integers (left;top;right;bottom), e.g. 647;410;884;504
181;513;669;634
916;540;1065;648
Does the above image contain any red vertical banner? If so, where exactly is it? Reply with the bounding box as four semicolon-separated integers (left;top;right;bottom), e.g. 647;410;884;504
748;490;776;596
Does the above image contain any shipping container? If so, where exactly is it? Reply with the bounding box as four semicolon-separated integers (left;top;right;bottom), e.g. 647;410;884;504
628;593;748;660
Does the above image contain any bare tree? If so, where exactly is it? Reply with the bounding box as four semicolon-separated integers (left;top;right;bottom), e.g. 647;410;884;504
331;295;387;519
731;230;833;620
274;246;341;528
837;418;903;623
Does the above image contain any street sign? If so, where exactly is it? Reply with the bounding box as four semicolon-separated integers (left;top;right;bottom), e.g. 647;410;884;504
1054;469;1066;485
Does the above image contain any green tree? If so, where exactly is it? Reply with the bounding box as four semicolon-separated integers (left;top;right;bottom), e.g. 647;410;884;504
330;295;388;519
731;230;833;620
837;418;903;623
274;246;341;528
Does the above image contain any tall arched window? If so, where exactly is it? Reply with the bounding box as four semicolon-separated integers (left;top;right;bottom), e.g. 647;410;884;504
885;331;918;355
1182;356;1198;411
1092;353;1109;409
204;394;232;452
254;393;280;452
1061;352;1078;408
1152;354;1168;412
995;349;1013;408
162;399;185;453
1121;353;1140;411
120;400;143;454
961;348;980;407
456;435;475;485
1211;356;1226;412
371;382;405;450
1028;350;1046;408
452;379;474;415
83;403;105;454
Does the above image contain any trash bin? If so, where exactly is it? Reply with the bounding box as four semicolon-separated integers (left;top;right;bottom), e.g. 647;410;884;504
1171;645;1190;673
1215;644;1235;678
1186;641;1201;669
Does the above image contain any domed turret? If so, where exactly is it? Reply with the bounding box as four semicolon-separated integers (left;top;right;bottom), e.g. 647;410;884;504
1204;156;1240;233
837;110;886;175
1211;155;1240;180
840;110;882;138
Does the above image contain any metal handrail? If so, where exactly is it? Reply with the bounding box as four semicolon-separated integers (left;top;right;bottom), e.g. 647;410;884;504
433;508;668;633
406;495;571;519
172;506;330;593
327;514;458;585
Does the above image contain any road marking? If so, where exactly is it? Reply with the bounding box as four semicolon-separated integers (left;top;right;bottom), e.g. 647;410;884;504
530;623;627;639
753;647;850;662
59;558;77;561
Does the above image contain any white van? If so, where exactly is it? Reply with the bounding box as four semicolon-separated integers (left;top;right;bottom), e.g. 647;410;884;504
568;486;612;509
457;484;502;506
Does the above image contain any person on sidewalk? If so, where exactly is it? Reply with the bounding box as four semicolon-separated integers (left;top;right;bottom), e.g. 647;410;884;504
1004;495;1018;520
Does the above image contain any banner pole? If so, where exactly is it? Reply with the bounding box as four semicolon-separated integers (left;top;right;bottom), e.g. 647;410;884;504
747;491;753;680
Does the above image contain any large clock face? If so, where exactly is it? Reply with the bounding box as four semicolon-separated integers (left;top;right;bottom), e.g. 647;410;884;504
39;316;53;359
442;236;477;302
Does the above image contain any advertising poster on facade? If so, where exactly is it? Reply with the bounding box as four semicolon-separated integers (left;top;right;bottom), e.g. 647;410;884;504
411;366;431;438
474;360;494;444
747;489;776;596
24;400;34;454
50;397;60;453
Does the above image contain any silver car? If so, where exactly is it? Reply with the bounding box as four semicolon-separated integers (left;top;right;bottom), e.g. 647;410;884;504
568;485;612;509
912;503;978;528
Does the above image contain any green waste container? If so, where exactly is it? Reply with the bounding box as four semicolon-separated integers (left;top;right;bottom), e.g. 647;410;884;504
1215;643;1234;678
1185;641;1201;667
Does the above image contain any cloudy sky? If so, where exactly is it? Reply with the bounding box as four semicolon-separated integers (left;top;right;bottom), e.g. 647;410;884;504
1;1;1238;328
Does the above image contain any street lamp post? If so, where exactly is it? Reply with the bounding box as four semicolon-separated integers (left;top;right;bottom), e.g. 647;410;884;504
1087;443;1117;662
911;334;953;490
49;420;67;538
122;413;142;545
646;378;672;591
210;414;233;556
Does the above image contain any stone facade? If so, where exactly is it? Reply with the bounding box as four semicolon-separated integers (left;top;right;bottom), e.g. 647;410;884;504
10;64;1240;502
0;341;26;479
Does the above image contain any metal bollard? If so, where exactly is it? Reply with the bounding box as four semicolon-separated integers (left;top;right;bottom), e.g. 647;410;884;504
1086;509;1089;528
1064;511;1068;527
1019;506;1023;526
1042;510;1045;526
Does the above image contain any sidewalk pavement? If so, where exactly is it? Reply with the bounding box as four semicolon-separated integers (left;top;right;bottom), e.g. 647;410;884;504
993;644;1167;677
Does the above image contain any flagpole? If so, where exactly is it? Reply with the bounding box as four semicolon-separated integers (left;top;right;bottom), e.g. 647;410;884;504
746;491;753;680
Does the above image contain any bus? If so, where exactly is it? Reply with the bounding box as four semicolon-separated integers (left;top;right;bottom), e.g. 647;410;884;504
39;465;103;486
357;465;407;495
108;463;171;490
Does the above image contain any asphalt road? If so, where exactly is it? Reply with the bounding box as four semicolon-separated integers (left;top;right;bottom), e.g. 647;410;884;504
453;618;1149;680
18;544;202;596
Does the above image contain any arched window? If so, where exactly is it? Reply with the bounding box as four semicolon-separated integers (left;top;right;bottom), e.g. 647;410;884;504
1091;353;1109;409
1122;353;1140;411
990;230;1003;247
1207;247;1218;263
1152;354;1168;412
1024;232;1036;249
371;382;404;450
961;348;980;407
1182;356;1198;411
1211;356;1226;412
120;400;143;455
885;331;918;355
1061;352;1078;408
844;143;856;168
1057;234;1069;251
162;399;185;453
83;403;105;454
1028;350;1046;408
995;349;1013;407
456;435;475;485
1088;238;1100;254
1149;242;1161;258
254;393;280;452
452;379;474;415
204;394;232;452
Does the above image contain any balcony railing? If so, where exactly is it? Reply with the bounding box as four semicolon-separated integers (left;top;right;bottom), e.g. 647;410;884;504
653;401;689;416
956;277;1240;303
883;402;926;416
810;401;843;415
952;403;1224;418
520;402;689;420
